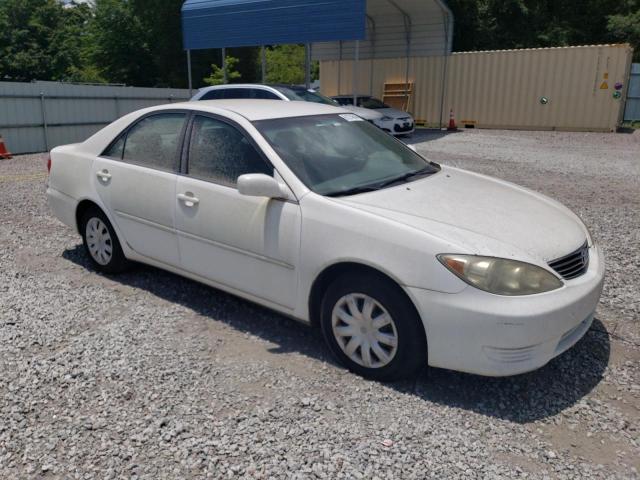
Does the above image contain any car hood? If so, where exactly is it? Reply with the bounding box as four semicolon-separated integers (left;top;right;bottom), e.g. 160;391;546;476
377;107;413;120
343;105;384;121
337;166;587;263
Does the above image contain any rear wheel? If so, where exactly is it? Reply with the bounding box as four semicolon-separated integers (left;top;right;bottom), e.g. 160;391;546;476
80;207;129;274
320;272;427;381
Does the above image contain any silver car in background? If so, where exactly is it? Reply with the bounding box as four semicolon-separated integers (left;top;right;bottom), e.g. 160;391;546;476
333;95;415;136
191;84;386;125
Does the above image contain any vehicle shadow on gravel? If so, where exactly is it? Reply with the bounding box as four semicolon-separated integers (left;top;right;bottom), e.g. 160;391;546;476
63;245;610;424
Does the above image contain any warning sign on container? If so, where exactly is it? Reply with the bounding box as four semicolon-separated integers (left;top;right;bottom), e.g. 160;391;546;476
600;81;609;90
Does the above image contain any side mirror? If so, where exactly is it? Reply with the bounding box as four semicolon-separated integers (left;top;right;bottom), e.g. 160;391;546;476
237;174;289;199
407;144;417;152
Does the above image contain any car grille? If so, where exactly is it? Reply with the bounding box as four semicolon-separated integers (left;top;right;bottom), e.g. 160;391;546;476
394;122;414;132
548;241;589;280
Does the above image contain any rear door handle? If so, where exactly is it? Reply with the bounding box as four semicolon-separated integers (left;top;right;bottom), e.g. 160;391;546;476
177;192;200;208
96;170;112;182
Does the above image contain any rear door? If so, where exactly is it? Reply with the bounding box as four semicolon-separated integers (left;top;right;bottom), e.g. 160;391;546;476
93;111;187;266
175;114;301;309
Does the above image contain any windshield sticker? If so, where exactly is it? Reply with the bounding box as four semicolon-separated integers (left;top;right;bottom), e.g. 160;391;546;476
339;113;364;122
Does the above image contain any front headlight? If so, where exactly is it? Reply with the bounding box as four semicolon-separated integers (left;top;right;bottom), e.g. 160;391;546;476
437;254;563;296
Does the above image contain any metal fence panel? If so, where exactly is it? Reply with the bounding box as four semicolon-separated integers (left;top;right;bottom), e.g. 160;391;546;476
0;81;190;154
623;63;640;121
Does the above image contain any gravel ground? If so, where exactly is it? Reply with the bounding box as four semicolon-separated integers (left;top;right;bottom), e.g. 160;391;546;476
1;129;639;479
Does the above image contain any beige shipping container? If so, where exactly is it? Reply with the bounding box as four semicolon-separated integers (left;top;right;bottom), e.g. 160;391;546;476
320;44;633;132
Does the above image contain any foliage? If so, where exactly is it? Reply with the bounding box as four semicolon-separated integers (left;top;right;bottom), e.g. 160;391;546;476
447;0;639;60
265;45;305;84
203;56;242;85
0;0;638;85
264;45;318;85
608;1;640;61
0;0;88;81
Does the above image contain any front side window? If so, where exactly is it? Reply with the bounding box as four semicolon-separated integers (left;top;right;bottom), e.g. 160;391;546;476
121;113;186;171
188;115;273;186
254;114;439;196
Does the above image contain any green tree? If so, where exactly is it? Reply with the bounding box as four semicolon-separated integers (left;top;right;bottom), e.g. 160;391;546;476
85;0;157;85
447;0;637;55
608;1;640;61
203;56;242;85
265;45;306;85
0;0;62;81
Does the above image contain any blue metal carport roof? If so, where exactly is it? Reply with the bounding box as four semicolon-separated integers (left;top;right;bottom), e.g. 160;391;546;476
181;0;367;50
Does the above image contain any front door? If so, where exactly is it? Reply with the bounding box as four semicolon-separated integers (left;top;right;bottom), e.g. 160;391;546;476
175;114;301;309
93;112;187;266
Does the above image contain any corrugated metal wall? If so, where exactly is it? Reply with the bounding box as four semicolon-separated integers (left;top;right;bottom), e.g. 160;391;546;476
0;81;190;154
312;0;449;61
320;44;633;132
623;63;640;121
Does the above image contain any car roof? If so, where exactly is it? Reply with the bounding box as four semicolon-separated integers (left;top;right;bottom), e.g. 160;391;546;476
167;99;349;121
197;83;307;91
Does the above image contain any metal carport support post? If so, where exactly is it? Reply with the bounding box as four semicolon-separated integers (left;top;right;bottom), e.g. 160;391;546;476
388;0;412;109
186;50;193;96
305;44;312;89
222;47;228;83
434;0;454;129
366;15;376;96
261;46;267;83
353;40;360;106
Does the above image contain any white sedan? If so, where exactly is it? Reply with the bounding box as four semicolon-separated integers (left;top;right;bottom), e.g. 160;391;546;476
46;100;604;381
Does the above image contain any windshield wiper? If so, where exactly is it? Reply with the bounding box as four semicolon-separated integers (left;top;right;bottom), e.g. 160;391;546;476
325;167;435;197
373;167;435;189
325;185;382;197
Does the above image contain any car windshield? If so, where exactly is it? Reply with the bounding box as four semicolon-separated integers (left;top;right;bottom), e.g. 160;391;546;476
276;87;338;106
358;97;389;109
254;114;439;196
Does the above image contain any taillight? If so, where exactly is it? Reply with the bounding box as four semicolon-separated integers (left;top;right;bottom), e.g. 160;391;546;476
47;154;51;173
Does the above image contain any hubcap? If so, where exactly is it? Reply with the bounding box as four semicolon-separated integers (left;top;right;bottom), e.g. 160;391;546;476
86;217;113;266
331;293;398;369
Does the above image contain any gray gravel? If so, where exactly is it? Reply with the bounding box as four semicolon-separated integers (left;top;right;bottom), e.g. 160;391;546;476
1;129;639;479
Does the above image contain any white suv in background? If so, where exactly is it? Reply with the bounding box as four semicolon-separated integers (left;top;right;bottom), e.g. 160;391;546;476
191;84;386;126
332;95;415;136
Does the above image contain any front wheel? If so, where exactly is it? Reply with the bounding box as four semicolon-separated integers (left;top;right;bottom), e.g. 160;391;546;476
320;272;427;381
80;207;129;274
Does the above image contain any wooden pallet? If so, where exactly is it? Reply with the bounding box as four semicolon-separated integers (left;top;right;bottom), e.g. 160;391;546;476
382;82;413;111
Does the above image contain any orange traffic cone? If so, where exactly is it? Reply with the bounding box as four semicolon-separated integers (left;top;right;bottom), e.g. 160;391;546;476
0;134;12;159
447;109;458;131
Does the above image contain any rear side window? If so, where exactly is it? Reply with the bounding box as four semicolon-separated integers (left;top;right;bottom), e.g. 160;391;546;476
188;115;272;186
200;89;224;100
122;113;186;171
222;88;251;99
252;89;280;100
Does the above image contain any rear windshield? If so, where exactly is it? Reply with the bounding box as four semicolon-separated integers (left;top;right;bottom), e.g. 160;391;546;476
275;87;339;106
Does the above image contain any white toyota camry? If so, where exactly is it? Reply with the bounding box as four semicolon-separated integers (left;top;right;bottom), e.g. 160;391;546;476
46;100;604;381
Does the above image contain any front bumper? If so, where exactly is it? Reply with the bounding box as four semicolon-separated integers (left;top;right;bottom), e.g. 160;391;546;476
407;244;605;376
374;118;415;136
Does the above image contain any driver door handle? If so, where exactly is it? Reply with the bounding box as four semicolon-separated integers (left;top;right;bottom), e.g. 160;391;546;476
177;192;200;208
96;170;112;181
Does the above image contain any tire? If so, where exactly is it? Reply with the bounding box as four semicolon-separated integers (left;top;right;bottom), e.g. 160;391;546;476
80;206;129;274
320;271;427;381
